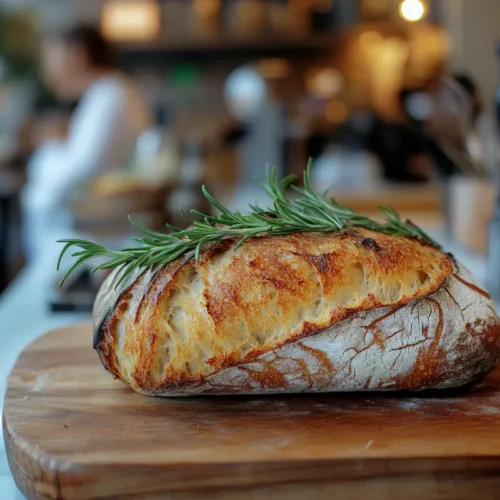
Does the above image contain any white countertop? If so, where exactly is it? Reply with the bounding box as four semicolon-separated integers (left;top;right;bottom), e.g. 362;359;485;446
0;235;491;499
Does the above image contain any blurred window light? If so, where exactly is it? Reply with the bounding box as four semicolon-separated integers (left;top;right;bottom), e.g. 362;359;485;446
308;68;344;99
255;58;292;80
101;0;161;42
224;66;267;121
325;99;348;123
399;0;426;23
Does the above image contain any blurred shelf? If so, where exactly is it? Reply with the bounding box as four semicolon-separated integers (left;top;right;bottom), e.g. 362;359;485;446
117;33;340;64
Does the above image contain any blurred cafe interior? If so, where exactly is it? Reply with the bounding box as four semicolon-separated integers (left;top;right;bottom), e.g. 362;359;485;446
1;0;500;312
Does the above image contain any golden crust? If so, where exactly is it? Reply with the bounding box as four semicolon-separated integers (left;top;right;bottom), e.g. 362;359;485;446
93;229;464;393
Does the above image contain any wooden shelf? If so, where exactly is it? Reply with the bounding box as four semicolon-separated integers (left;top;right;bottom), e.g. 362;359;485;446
117;33;339;64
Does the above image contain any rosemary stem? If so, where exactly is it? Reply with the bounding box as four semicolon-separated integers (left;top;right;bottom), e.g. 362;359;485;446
57;162;440;287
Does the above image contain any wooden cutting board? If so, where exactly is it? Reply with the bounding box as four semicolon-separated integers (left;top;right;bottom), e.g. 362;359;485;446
5;323;500;500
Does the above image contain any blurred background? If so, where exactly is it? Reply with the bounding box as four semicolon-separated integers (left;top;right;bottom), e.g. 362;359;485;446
3;2;500;496
1;0;500;310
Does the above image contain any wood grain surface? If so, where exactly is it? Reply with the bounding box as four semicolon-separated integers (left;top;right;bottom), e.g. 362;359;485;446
5;322;500;500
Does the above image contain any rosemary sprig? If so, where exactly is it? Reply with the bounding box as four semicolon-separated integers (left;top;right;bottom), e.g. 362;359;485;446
57;161;440;287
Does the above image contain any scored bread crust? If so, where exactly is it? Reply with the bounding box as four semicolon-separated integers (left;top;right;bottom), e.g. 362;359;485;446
93;229;500;396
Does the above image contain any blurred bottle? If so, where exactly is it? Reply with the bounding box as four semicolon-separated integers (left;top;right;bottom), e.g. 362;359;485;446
227;0;266;35
192;0;221;37
486;44;500;299
487;196;500;300
496;43;500;135
311;144;382;191
134;104;180;186
166;139;211;227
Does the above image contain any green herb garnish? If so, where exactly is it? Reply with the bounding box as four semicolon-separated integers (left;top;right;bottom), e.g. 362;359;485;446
57;161;440;287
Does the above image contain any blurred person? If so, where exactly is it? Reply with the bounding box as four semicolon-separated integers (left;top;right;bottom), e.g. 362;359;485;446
421;73;498;178
400;84;464;179
453;73;500;176
367;89;433;183
22;24;152;263
424;73;469;150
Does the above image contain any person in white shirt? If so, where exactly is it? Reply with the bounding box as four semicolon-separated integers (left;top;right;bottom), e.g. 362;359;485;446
22;24;152;263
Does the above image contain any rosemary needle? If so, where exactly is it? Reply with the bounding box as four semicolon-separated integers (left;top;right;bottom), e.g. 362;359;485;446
57;160;440;287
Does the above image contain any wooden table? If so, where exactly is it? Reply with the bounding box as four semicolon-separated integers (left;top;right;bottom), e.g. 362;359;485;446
5;322;500;500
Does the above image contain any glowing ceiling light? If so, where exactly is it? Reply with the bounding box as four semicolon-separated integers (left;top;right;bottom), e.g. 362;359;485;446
101;0;160;42
399;0;426;22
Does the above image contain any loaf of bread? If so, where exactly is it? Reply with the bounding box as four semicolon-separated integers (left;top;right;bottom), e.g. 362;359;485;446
93;229;500;396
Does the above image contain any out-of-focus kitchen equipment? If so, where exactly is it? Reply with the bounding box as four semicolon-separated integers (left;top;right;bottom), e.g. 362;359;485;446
486;42;500;301
48;268;102;312
49;100;182;312
448;177;495;255
134;104;181;187
166;138;211;227
0;167;24;292
311;145;382;191
50;169;174;312
69;175;171;237
223;64;287;212
487;189;500;301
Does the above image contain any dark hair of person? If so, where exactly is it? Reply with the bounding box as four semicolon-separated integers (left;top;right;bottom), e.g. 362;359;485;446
453;73;481;122
453;73;477;98
51;24;117;68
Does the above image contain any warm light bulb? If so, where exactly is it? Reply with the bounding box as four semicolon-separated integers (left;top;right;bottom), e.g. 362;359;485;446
399;0;426;22
101;0;160;41
308;68;344;99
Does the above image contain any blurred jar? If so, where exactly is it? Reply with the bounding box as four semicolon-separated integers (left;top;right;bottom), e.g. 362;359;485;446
166;139;211;227
267;0;310;35
448;176;495;254
227;0;266;35
192;0;222;37
267;1;291;35
288;0;312;34
311;145;383;191
134;106;181;186
163;0;192;39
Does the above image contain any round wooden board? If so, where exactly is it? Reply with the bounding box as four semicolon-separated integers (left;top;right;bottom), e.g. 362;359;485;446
5;323;500;500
